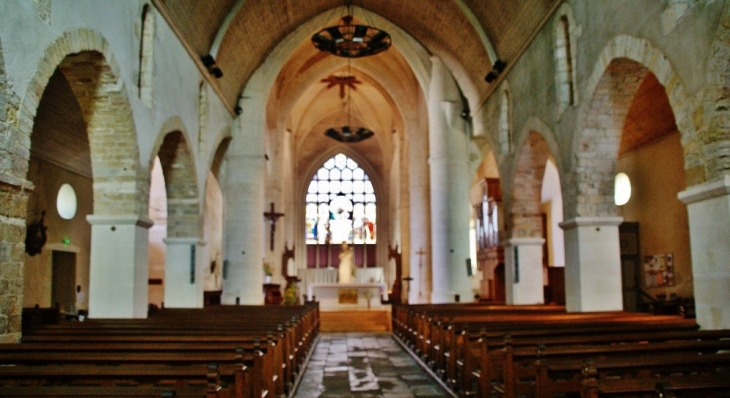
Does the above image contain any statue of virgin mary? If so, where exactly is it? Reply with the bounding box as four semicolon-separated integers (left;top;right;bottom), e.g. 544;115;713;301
338;242;355;284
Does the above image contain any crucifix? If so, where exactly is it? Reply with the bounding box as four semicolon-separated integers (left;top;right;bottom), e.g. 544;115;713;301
416;247;426;300
263;202;285;251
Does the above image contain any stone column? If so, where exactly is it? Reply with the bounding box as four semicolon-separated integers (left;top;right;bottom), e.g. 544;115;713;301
409;118;430;304
221;88;265;305
504;238;545;305
86;215;153;318
559;217;623;312
427;56;472;303
678;176;730;329
163;238;205;308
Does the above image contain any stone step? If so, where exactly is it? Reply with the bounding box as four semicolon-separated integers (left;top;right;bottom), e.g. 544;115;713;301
320;310;392;332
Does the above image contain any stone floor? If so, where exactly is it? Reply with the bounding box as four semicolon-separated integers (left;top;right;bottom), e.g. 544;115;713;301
293;333;452;398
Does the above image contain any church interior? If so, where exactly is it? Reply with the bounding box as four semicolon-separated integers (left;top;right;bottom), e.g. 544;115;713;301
2;0;730;396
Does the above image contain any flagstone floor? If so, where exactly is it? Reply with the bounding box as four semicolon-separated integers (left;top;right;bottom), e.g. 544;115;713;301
293;333;452;398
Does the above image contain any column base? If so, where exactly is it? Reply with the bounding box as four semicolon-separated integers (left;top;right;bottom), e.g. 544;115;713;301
86;215;152;318
504;238;545;305
560;217;623;312
679;175;730;329
163;238;205;308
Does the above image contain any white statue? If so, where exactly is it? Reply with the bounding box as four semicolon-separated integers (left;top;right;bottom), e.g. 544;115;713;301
338;242;355;284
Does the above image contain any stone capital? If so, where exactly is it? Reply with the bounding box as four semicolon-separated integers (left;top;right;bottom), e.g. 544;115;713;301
86;214;154;229
559;216;623;230
678;175;730;205
505;237;545;247
163;237;206;246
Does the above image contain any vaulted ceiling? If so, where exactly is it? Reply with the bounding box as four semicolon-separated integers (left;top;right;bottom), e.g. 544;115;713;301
157;0;561;110
155;0;562;178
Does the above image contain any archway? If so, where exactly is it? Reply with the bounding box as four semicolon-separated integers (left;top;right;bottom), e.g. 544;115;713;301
201;137;231;306
24;66;93;315
18;32;146;318
568;45;692;312
616;71;690;312
505;131;560;305
151;129;201;308
471;151;503;302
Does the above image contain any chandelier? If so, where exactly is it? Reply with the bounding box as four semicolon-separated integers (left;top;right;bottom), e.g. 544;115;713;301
325;126;374;142
314;3;384;143
311;5;391;58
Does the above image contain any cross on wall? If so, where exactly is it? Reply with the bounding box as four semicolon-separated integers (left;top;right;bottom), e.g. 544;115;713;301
264;202;285;251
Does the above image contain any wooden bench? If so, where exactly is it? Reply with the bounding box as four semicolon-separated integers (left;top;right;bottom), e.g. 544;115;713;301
392;303;730;397
5;303;320;398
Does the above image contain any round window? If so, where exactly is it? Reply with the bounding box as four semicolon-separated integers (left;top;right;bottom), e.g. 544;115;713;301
614;173;632;206
56;183;78;220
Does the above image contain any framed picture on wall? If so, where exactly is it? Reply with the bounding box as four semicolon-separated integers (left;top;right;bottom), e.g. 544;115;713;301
643;253;675;288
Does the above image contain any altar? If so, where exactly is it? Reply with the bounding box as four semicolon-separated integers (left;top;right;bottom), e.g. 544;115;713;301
307;282;388;311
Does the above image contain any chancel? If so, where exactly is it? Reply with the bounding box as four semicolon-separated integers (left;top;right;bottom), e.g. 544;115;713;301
3;1;730;396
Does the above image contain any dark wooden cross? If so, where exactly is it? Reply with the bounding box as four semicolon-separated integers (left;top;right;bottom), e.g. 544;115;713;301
415;247;427;299
264;202;285;251
321;74;362;98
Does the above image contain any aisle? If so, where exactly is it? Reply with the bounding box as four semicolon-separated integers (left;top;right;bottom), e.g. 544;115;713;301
294;333;452;398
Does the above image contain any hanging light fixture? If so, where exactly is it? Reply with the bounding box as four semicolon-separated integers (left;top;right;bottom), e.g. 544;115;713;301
311;2;392;58
322;59;375;143
314;2;382;143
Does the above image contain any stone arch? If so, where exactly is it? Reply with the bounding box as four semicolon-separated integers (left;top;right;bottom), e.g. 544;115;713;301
18;29;145;217
507;131;555;239
568;35;696;219
209;133;232;181
150;119;200;239
702;2;730;182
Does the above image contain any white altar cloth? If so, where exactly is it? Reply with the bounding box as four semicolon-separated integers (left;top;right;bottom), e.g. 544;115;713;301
308;282;388;311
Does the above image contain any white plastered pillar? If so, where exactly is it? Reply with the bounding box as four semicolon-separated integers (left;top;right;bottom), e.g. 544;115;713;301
678;175;730;330
87;215;153;318
221;87;265;305
409;116;430;304
504;237;545;305
559;217;624;312
163;238;206;308
427;56;472;303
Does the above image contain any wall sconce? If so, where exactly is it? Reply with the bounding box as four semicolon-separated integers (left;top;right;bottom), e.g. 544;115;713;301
201;54;223;79
485;59;506;83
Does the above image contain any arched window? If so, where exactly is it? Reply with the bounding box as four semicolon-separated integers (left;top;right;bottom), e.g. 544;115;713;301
306;154;376;245
499;89;511;155
553;5;578;114
139;4;154;107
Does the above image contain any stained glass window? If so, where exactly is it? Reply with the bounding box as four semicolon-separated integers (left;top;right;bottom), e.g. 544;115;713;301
305;154;376;244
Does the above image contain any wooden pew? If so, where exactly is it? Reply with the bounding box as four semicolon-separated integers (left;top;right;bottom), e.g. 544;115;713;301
392;303;730;397
6;303;320;398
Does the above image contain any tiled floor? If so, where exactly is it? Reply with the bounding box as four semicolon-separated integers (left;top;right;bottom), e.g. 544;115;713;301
293;333;452;398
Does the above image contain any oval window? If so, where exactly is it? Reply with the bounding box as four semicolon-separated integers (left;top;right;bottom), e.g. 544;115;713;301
614;173;632;206
57;183;78;220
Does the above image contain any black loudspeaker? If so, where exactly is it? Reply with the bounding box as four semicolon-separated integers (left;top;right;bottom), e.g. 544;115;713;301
466;258;473;277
